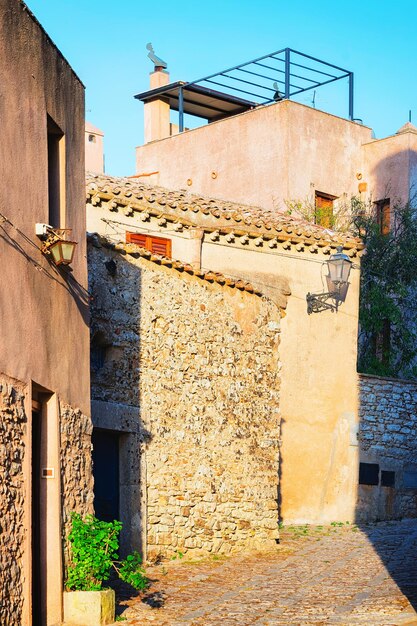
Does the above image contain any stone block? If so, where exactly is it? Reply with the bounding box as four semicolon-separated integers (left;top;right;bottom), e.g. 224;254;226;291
63;589;115;626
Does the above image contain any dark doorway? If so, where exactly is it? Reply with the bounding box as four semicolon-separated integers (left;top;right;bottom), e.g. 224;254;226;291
92;429;120;522
31;405;42;625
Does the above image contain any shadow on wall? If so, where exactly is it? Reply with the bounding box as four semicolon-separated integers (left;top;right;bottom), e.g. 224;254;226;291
88;235;283;569
354;147;417;612
0;219;89;325
369;148;417;206
355;373;417;612
89;241;150;559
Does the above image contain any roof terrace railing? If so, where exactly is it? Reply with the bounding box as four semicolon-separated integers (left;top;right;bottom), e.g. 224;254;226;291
135;47;354;133
177;47;353;131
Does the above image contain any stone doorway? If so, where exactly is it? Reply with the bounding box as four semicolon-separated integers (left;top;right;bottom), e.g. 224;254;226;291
92;428;120;522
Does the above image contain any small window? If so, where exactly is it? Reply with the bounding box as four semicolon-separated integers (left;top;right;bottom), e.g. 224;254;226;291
374;199;390;235
126;232;172;257
381;470;395;487
359;462;379;486
91;332;109;370
88;134;96;143
315;192;336;228
47;115;65;228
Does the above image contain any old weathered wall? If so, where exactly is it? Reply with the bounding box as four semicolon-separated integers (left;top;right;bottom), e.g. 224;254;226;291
358;373;417;522
0;0;89;414
89;241;281;558
201;242;361;525
60;404;94;562
0;374;94;624
0;377;27;626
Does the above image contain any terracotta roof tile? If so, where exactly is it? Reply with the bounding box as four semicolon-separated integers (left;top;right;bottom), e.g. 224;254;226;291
86;172;362;253
87;234;263;297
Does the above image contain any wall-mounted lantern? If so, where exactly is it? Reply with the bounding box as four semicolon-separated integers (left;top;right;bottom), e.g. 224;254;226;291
36;223;77;266
306;246;353;314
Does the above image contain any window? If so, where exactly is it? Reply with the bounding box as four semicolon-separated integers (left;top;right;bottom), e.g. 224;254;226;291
91;332;109;370
315;192;336;228
126;232;172;257
47;115;65;228
88;134;96;143
359;462;379;486
381;470;395;487
374;199;390;235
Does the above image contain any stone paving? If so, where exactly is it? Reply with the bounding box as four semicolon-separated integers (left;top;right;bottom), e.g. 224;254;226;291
116;520;417;625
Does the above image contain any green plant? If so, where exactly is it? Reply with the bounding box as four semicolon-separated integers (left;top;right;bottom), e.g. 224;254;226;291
352;196;417;378
170;550;184;561
66;513;147;592
115;552;147;591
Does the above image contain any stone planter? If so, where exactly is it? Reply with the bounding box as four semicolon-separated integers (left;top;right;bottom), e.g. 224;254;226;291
63;588;115;625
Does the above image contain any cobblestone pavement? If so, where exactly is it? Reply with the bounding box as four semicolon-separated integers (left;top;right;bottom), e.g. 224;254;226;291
116;520;417;626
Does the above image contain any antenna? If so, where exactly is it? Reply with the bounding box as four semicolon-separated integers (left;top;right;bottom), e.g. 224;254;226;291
409;110;412;123
312;90;316;108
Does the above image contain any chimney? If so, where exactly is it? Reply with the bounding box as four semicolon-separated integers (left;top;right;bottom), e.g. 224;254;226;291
144;69;171;143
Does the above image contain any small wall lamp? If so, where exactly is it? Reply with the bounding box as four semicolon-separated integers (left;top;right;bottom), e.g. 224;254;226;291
36;223;77;266
306;246;353;314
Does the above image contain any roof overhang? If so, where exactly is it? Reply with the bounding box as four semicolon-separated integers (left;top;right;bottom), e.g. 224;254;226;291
134;81;257;122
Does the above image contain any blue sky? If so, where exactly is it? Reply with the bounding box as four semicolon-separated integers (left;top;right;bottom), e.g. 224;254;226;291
27;0;417;176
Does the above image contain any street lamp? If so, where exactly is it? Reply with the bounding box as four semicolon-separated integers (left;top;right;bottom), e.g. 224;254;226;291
306;246;353;314
36;223;77;267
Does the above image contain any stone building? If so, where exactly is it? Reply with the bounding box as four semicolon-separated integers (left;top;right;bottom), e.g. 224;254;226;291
0;2;93;624
88;234;282;559
358;373;417;522
87;173;363;531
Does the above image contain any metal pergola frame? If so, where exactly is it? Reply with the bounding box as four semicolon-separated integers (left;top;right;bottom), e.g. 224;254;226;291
178;47;353;131
136;47;354;133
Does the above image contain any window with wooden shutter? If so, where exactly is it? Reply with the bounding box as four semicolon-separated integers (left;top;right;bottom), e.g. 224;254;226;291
315;192;336;228
374;199;390;235
126;232;172;257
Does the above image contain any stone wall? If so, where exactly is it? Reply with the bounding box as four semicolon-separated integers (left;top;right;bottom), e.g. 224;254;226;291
358;373;417;521
60;403;94;564
89;241;282;559
0;376;26;626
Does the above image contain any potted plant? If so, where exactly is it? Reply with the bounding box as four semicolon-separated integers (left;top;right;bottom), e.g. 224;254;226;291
63;513;147;626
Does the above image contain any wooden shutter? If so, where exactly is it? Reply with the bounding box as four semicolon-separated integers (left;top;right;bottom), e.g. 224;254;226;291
126;232;172;257
315;192;335;228
375;199;390;235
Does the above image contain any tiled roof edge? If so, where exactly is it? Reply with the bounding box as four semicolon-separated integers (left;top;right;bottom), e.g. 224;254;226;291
87;233;265;297
86;187;362;255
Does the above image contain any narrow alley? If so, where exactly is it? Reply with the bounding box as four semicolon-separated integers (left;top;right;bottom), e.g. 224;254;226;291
118;520;417;626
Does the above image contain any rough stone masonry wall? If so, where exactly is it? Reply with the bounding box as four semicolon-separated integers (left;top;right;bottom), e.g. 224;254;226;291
0;376;27;626
89;243;282;559
60;403;94;566
358;373;417;521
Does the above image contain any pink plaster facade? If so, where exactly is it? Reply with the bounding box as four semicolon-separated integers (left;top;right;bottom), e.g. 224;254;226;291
0;2;92;624
136;78;417;220
362;124;417;207
85;121;105;174
136;100;373;210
